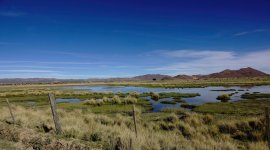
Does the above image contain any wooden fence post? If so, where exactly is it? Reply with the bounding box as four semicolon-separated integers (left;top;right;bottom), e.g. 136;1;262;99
132;104;138;138
265;107;270;150
48;93;62;134
6;98;15;124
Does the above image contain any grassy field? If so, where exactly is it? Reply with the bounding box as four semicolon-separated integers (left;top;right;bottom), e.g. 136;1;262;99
1;81;270;149
1;76;270;88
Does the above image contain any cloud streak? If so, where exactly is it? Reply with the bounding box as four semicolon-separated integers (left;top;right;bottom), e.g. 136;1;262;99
0;70;59;73
151;49;270;75
158;50;235;60
0;60;103;65
234;29;266;36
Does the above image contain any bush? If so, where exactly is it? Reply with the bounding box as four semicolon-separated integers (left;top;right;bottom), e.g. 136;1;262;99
83;99;96;105
202;114;213;124
128;92;140;98
112;95;121;104
102;96;109;102
96;99;105;106
123;95;137;104
151;93;160;101
216;94;230;102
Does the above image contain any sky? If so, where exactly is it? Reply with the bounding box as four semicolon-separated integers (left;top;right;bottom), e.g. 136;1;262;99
0;0;270;79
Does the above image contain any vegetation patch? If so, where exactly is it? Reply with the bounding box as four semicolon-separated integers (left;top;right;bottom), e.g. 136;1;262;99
172;98;186;103
159;92;200;99
241;93;270;99
181;103;197;109
150;93;160;101
160;100;176;104
161;108;187;114
216;94;231;102
195;99;270;115
211;89;236;91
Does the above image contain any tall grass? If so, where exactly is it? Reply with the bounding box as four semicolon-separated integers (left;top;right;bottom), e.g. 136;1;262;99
0;105;267;149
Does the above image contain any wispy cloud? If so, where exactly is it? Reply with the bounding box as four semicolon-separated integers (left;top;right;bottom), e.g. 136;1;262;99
151;49;270;75
0;11;26;17
0;60;102;65
0;65;91;70
158;50;235;60
0;70;59;73
233;29;266;36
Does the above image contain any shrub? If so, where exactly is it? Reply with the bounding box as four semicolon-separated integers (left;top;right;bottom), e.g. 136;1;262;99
202;114;213;125
123;95;137;104
151;93;160;101
128;92;140;98
112;95;121;104
216;94;230;102
102;96;109;102
83;99;96;105
96;99;105;106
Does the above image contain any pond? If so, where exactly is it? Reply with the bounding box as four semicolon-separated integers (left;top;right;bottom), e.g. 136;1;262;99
62;85;270;111
56;98;81;103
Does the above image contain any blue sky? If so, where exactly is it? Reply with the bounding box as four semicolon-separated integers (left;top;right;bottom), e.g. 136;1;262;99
0;0;270;78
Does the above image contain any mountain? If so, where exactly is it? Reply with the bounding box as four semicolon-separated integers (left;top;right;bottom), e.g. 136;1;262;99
205;67;269;78
172;75;194;80
0;67;268;84
132;74;171;81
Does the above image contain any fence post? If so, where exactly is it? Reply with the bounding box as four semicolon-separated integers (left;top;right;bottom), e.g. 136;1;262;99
48;93;62;134
265;107;270;150
6;98;15;124
132;104;138;138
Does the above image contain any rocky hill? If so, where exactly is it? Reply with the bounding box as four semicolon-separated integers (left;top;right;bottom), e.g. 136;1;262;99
205;67;269;78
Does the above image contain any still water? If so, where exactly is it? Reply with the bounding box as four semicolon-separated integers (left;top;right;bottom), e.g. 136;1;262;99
62;85;270;111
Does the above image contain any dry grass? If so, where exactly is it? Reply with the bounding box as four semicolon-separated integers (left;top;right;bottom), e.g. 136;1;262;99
0;105;267;149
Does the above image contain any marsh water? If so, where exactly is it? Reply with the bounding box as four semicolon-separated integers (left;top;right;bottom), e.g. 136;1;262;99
62;85;270;111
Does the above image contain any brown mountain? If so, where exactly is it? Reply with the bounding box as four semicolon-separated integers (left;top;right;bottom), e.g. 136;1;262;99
173;75;193;80
205;67;269;78
132;74;171;81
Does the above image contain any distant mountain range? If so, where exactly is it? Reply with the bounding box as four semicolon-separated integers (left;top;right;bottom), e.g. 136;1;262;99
131;67;269;81
0;67;269;85
205;67;269;78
